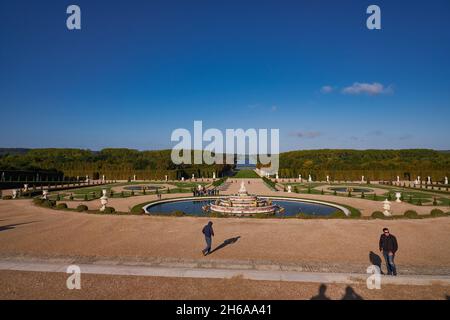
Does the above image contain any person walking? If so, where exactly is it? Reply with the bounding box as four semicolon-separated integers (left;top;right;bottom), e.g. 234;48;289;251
379;228;398;276
202;221;214;256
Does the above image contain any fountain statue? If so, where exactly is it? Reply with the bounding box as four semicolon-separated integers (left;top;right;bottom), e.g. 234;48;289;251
42;190;48;200
308;174;312;183
100;189;108;212
12;189;18;199
326;175;329;183
203;180;282;216
23;184;28;192
213;172;216;179
299;174;302;182
239;181;247;193
445;177;448;185
287;186;292;193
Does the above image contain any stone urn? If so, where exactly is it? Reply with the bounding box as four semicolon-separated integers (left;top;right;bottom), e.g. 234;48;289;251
382;199;392;216
100;189;108;212
287;186;292;193
395;192;402;203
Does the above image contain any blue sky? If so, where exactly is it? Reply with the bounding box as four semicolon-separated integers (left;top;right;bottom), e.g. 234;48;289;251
0;0;449;151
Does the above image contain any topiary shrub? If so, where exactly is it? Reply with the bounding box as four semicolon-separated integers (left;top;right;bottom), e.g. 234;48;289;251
42;200;56;208
361;192;365;199
76;204;88;212
84;194;88;201
333;190;337;196
56;203;68;210
371;211;385;219
209;211;224;218
103;207;116;214
433;197;438;206
254;212;269;219
417;199;422;206
430;209;446;217
330;211;346;218
404;210;419;219
33;198;44;205
172;210;185;217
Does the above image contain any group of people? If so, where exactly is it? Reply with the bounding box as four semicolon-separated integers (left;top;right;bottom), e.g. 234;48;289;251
192;187;219;197
201;222;399;276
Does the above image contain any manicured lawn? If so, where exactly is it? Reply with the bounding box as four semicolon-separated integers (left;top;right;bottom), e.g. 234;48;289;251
233;170;260;178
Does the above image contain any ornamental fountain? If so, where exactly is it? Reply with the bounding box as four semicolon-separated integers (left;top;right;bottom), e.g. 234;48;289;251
202;181;283;216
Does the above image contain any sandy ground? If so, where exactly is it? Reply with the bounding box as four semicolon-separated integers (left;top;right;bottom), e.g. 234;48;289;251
0;270;449;300
1;200;450;275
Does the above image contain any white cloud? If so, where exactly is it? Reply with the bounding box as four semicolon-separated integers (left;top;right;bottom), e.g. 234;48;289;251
290;131;322;139
342;82;393;95
320;85;334;94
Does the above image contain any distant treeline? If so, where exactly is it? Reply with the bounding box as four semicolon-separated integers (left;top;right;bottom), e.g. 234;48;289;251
263;149;450;181
1;148;449;182
0;148;232;180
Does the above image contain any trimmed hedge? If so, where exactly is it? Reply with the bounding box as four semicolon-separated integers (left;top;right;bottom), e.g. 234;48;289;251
330;211;347;218
172;210;185;217
430;209;446;217
2;195;13;200
404;210;419;219
76;204;88;212
103;207;116;214
371;211;385;219
56;203;68;209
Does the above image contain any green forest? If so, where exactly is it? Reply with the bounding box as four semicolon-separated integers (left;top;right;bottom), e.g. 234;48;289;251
1;148;449;182
270;149;450;181
0;148;232;181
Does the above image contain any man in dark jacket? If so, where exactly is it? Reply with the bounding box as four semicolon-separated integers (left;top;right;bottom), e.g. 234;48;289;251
202;221;214;256
379;228;398;276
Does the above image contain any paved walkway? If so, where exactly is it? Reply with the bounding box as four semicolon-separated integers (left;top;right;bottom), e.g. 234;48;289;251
1;257;449;287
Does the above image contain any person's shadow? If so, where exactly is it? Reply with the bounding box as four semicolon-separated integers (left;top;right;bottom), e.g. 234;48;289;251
209;236;241;255
369;251;384;275
310;284;331;300
0;221;38;232
341;286;364;300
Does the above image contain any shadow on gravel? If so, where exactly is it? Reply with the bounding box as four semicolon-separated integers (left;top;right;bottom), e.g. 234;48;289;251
310;284;364;300
0;221;39;232
341;286;364;300
310;284;330;300
209;236;241;255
